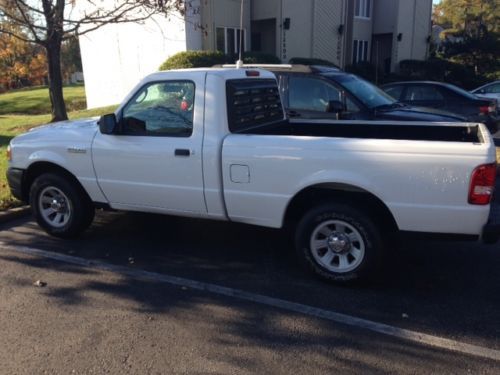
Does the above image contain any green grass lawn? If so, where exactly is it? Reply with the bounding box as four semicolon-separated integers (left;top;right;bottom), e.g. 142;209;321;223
0;86;117;209
0;85;87;115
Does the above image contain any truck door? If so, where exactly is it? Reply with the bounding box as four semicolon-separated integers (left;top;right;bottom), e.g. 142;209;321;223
92;78;207;214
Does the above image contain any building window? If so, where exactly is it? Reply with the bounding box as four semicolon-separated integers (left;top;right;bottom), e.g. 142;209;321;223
216;27;246;55
355;0;371;19
353;40;369;64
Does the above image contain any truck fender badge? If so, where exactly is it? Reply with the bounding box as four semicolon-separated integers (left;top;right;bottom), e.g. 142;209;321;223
67;147;87;154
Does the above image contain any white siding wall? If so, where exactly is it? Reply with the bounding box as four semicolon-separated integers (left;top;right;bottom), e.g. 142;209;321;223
352;18;372;42
279;0;344;64
392;0;432;70
80;12;194;109
411;0;432;60
373;0;397;34
312;0;344;65
186;0;203;51
393;0;415;65
252;0;280;19
201;0;251;51
281;0;314;61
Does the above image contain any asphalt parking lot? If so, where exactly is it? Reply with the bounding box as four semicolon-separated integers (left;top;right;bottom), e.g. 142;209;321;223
1;196;499;374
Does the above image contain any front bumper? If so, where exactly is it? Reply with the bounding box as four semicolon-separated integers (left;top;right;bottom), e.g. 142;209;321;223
6;167;25;202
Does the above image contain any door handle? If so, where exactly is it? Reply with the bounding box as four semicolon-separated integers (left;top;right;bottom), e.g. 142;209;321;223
288;110;301;118
175;149;191;157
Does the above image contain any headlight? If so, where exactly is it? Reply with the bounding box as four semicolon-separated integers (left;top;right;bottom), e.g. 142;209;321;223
6;145;12;161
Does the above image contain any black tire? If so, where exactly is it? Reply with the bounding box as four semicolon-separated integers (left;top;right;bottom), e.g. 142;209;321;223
29;173;94;238
295;203;383;283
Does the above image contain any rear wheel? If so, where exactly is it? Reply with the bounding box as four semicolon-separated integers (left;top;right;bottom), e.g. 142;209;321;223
295;203;383;283
30;173;94;238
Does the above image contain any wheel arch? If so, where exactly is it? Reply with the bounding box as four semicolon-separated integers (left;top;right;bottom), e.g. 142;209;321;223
283;183;399;233
22;161;91;203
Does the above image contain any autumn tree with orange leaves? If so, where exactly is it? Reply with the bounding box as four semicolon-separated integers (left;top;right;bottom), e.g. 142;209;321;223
0;25;47;89
0;0;184;122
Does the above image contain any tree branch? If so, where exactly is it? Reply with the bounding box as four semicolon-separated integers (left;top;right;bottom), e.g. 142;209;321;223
0;27;39;44
14;0;46;15
13;1;43;43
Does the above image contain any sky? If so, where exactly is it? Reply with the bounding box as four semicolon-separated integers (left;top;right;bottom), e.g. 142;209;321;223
433;0;441;4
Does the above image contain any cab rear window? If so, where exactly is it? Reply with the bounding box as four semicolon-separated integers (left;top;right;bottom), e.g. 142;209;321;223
226;79;284;133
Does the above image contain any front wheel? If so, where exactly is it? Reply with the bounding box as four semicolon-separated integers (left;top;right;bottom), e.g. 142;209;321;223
30;173;94;238
295;203;383;283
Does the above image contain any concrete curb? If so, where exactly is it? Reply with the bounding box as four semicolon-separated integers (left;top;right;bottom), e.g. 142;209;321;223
0;206;31;225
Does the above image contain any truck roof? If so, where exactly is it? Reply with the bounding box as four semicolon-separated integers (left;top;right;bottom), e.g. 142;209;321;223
146;68;277;82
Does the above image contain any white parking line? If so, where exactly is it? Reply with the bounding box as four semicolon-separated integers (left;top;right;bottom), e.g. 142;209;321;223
1;241;500;362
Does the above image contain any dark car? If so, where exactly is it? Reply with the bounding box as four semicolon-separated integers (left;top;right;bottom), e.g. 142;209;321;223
381;81;499;133
263;65;467;124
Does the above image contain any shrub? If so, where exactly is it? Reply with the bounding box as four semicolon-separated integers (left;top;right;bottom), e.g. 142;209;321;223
159;51;227;70
444;63;482;89
288;57;339;67
345;62;379;82
484;71;500;81
399;59;449;81
159;50;282;70
397;58;488;89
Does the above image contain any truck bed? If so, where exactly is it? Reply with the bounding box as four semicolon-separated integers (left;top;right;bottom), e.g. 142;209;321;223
237;119;481;143
222;120;494;233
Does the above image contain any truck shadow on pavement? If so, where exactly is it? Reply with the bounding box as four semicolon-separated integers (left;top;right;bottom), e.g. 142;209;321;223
1;208;500;354
0;246;498;373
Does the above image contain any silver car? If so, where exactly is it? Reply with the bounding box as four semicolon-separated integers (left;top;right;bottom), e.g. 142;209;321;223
471;81;500;107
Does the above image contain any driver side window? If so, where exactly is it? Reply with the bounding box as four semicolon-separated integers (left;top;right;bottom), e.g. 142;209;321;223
289;77;336;112
288;77;360;114
121;81;195;137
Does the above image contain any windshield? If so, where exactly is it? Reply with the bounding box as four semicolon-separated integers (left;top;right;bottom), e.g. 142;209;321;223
325;74;396;109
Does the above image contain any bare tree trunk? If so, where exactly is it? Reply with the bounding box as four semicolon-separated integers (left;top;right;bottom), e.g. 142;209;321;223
42;0;67;122
46;40;67;122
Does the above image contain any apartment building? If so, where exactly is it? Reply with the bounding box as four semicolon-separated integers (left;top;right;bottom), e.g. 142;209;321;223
80;0;432;108
250;0;433;71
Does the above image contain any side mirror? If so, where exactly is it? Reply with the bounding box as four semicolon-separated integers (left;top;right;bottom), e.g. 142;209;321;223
327;100;345;113
99;113;118;134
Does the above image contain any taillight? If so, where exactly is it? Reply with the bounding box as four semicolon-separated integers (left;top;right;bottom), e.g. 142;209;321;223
479;103;496;115
469;163;497;205
6;145;11;161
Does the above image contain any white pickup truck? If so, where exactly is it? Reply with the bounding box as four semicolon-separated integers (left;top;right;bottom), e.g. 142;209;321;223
6;68;499;282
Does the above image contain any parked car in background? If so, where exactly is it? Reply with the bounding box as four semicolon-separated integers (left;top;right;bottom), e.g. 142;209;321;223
381;81;499;133
220;64;468;123
267;66;468;123
471;81;500;107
